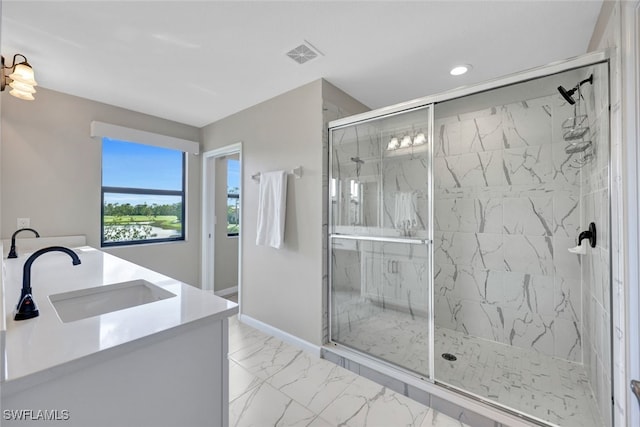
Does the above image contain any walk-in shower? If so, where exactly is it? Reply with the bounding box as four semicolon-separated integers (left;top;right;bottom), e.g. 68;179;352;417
328;54;611;427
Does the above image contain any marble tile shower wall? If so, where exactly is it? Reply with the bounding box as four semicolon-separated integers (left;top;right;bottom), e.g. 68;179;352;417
580;73;612;427
433;94;585;362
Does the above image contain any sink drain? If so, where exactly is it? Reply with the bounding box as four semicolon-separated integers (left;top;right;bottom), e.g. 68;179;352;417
441;353;457;361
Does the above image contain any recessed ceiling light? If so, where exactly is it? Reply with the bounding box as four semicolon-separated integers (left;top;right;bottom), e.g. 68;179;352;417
450;64;472;76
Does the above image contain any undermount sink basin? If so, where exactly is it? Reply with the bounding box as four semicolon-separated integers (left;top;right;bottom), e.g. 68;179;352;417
49;279;176;323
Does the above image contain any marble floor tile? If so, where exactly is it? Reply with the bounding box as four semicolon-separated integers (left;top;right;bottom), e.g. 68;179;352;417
229;315;466;427
230;334;304;380
318;376;430;427
230;381;318;427
420;409;468;427
230;360;263;402
305;416;336;427
229;316;272;353
267;350;359;414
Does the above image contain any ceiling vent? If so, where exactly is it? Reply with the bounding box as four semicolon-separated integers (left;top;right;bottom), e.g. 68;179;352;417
286;42;321;65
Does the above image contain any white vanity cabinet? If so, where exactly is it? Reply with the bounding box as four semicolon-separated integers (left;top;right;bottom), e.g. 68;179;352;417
0;247;237;427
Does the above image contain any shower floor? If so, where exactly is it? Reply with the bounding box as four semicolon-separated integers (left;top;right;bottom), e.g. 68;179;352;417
331;291;604;427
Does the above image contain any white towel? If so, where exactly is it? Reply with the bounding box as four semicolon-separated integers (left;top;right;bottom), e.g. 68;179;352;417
256;170;288;249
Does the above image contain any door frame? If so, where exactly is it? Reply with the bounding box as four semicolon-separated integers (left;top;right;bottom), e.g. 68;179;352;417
201;143;242;307
623;2;640;425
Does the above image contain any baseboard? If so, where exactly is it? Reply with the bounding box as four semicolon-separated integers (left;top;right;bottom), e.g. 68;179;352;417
214;286;238;297
238;313;321;357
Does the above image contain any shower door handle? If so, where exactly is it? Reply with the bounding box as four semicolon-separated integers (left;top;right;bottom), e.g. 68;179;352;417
632;380;640;407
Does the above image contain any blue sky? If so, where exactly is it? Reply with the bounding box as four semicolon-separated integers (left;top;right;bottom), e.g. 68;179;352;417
103;138;183;205
228;159;239;191
103;138;183;190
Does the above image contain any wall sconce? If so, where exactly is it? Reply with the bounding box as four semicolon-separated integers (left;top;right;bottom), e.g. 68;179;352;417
1;54;38;101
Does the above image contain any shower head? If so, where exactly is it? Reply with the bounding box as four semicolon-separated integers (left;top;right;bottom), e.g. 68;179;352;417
557;74;594;105
557;85;577;105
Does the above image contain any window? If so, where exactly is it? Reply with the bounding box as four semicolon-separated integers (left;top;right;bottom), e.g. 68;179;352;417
101;138;185;246
227;158;240;237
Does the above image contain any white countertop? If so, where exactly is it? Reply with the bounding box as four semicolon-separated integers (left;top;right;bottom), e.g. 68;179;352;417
1;246;237;382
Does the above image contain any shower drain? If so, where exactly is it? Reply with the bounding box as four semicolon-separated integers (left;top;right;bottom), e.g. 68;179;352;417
441;353;457;361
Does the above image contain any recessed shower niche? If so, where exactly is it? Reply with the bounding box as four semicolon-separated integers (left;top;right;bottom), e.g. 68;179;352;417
328;54;611;427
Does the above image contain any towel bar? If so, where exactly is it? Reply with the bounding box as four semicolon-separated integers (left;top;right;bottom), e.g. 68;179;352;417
330;234;431;245
252;166;302;181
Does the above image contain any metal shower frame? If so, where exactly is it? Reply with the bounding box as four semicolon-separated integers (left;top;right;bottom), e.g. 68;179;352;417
327;49;611;427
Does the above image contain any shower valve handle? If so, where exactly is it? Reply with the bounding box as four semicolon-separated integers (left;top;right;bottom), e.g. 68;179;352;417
578;222;597;248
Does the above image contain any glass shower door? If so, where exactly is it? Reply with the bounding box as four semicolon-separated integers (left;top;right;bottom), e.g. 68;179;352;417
329;105;433;378
431;62;611;427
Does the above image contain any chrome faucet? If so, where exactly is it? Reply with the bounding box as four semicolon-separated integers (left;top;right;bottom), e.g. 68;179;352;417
8;227;40;259
15;246;81;321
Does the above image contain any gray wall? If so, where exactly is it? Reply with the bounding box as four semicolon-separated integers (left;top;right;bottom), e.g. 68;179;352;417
214;153;239;292
1;88;202;286
201;79;368;346
202;80;324;344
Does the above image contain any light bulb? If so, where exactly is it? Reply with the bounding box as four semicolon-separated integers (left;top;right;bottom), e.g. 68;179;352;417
400;135;412;148
413;133;426;145
9;80;36;94
9;88;35;101
9;63;37;86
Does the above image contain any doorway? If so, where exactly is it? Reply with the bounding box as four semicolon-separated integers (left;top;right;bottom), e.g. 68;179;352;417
201;143;242;307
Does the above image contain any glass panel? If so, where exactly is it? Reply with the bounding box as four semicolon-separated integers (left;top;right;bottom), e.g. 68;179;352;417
102;138;183;191
330;107;430;239
103;193;183;244
227;195;239;236
227;158;240;236
432;62;610;427
330;237;431;377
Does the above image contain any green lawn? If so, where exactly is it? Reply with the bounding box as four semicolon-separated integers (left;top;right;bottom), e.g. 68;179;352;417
104;215;181;231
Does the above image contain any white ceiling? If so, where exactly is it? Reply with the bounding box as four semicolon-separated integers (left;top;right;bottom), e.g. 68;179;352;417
1;1;603;128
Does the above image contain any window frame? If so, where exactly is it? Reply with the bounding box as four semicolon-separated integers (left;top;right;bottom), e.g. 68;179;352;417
100;144;187;247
